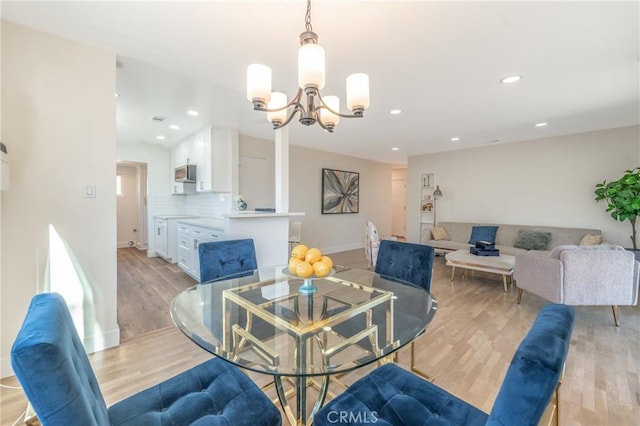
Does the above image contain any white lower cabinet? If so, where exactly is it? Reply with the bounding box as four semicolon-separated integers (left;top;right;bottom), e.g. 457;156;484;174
155;217;190;263
177;222;225;282
154;218;168;258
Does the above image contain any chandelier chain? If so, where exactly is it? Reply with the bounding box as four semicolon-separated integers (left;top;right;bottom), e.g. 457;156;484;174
305;0;313;32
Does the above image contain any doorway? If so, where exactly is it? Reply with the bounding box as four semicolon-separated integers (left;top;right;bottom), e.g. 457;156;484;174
116;161;148;249
391;168;407;238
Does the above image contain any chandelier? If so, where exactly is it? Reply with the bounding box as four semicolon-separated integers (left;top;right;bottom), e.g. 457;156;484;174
246;0;370;133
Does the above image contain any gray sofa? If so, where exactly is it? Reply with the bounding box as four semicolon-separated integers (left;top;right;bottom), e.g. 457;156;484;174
424;221;602;255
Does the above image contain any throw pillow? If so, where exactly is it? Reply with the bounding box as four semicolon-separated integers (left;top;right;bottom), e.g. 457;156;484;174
580;233;602;246
431;226;450;241
468;226;499;244
514;230;552;250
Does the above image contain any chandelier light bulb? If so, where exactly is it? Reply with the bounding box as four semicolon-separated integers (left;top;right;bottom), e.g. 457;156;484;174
267;92;288;125
320;95;340;128
247;64;272;106
298;42;326;90
346;73;370;114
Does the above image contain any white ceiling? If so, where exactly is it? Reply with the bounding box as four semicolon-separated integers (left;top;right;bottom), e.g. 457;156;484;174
3;1;639;164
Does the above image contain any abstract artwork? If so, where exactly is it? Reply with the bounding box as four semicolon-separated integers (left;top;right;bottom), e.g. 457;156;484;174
322;168;359;214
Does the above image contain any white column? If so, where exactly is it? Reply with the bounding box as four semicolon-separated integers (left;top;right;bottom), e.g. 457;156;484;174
275;126;289;212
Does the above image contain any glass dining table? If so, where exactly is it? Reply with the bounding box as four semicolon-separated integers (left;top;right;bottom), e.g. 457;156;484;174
171;266;438;426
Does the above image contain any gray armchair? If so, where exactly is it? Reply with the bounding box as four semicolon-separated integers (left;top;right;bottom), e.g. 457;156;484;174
515;244;639;326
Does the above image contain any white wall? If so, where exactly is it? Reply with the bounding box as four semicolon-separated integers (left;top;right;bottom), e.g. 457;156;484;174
407;126;640;247
1;21;118;377
290;145;393;253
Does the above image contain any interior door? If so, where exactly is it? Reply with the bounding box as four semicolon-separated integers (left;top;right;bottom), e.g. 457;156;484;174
392;179;407;237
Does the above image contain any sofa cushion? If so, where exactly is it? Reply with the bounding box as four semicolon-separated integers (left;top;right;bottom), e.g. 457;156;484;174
431;226;450;241
580;233;603;245
468;226;499;244
514;230;552;250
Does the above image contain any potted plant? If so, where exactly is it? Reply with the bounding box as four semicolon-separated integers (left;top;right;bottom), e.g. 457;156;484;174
595;167;640;251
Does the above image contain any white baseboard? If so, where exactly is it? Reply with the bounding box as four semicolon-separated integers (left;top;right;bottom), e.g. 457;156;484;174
84;325;120;354
321;242;364;254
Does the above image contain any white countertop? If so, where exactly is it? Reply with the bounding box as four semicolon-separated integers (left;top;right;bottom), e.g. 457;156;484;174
223;211;305;219
176;217;225;229
154;214;199;220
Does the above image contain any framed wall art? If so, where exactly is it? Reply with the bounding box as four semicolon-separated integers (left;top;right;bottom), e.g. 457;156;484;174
321;168;359;214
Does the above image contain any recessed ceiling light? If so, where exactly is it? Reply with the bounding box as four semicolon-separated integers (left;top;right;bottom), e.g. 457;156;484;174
390;109;402;115
500;75;521;84
391;147;399;151
535;122;548;127
187;110;199;116
169;125;180;130
450;137;460;142
156;135;166;140
114;93;120;98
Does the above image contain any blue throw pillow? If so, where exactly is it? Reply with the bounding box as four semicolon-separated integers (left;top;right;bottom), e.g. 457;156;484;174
468;225;499;244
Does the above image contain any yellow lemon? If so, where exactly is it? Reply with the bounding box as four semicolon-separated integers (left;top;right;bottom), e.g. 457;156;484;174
305;247;322;264
296;261;314;278
291;244;309;260
288;257;302;274
320;255;333;269
313;261;331;277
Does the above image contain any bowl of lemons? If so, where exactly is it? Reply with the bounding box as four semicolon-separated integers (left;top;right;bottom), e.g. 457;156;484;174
283;244;334;294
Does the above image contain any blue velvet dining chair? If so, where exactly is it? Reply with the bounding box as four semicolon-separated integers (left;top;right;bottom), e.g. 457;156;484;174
374;239;435;380
11;292;282;426
314;303;575;426
199;238;258;283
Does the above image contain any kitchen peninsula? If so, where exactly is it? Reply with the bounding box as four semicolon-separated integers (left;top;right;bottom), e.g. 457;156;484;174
224;211;304;269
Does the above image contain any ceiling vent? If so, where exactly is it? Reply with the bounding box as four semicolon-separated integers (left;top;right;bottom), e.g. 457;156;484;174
151;115;166;122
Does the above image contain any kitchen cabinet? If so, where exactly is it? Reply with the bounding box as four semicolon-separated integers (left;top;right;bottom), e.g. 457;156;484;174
177;221;225;282
155;216;197;262
195;127;238;193
170;126;236;194
154;218;168;258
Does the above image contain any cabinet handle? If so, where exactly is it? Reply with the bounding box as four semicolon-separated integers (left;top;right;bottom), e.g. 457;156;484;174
157;228;160;236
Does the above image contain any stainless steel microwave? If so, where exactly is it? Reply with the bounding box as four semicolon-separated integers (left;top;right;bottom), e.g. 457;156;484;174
175;164;196;182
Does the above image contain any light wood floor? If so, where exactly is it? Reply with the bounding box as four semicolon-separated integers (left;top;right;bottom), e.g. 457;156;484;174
2;249;639;425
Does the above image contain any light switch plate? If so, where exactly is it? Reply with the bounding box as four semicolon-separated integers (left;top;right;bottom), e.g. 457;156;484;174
84;184;96;198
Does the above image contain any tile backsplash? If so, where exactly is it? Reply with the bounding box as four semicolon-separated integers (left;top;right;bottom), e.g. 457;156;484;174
151;192;232;218
185;192;231;218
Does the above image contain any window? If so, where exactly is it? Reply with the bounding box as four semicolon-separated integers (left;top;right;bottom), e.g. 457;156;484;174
116;175;123;196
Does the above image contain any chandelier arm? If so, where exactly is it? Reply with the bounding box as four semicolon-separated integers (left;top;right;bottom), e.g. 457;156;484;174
316;118;334;133
315;98;364;119
254;89;304;113
272;106;304;130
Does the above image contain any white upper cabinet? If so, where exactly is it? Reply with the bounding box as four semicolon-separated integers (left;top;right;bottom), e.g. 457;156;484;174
171;126;238;194
195;127;237;193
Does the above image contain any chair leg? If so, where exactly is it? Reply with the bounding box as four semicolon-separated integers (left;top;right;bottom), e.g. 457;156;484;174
612;305;620;327
517;288;523;304
410;341;434;382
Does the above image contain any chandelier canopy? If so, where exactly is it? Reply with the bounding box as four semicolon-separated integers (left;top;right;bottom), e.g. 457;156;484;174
246;0;370;133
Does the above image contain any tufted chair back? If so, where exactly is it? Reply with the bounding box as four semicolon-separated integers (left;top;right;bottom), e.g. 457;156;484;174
375;240;435;292
199;238;258;283
11;293;282;426
11;293;110;425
